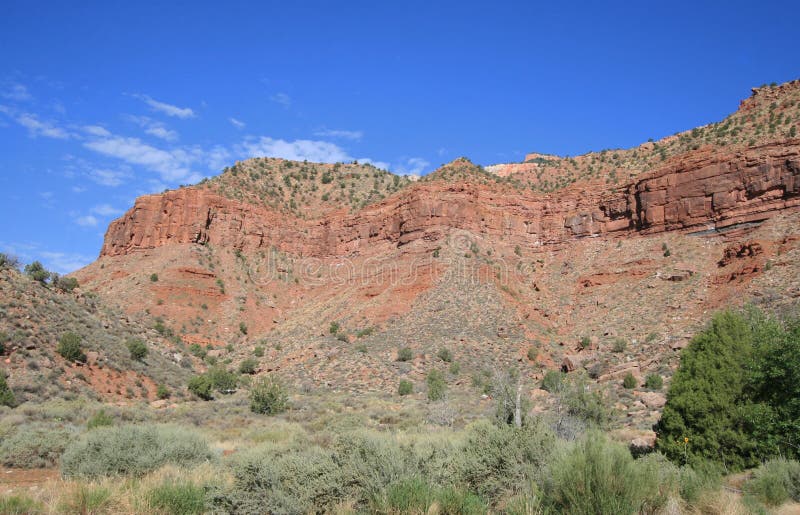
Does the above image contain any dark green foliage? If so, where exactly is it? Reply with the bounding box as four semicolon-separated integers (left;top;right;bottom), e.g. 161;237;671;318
156;384;170;399
437;347;453;362
579;336;591;349
655;308;800;470
253;345;264;357
0;374;15;407
147;480;206;514
398;380;413;396
57;332;86;363
329;321;340;334
87;409;114;430
126;338;148;361
645;373;663;390
61;425;214;478
150;273;159;282
238;358;258;375
250;375;289;415
622;372;637;389
541;370;564;393
24;261;50;284
397;347;413;362
206;366;238;393
426;370;446;401
56;276;79;292
239;322;247;335
187;375;213;400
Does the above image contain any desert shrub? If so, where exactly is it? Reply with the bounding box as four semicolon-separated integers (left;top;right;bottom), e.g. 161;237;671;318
187;375;213;400
58;484;112;514
150;273;159;282
126;338;148;361
0;494;43;514
677;462;722;504
156;384;170;399
24;261;50;284
147;479;206;514
56;276;79;292
328;321;340;334
437;347;453;362
397;347;413;362
0;252;20;270
526;346;538;361
334;431;411;504
57;332;86;362
225;446;343;514
206;366;238;393
253;345;264;357
542;432;676;514
188;343;205;358
61;424;214;478
87;409;114;429
645;373;663;390
456;419;555;501
0;423;75;468
612;338;627;353
250;375;289;415
541;370;564;393
622;372;637;389
239;322;247;335
557;375;614;429
426;370;446;401
449;361;461;375
398;380;413;396
238;358;258;375
656;308;800;469
0;374;16;407
579;336;591;348
745;458;800;506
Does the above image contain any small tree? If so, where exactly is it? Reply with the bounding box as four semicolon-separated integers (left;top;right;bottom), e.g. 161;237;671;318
426;370;446;401
398;380;413;396
126;338;148;361
24;261;50;285
188;375;213;400
56;276;79;292
239;358;258;375
622;372;637;389
250;375;289;415
541;370;565;393
0;374;15;407
57;332;86;363
397;347;413;362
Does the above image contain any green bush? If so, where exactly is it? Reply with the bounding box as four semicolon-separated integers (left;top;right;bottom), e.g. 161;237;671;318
612;338;627;353
437;348;453;362
541;370;564;393
61;424;214;478
745;458;800;506
645;373;663;390
206;366;238;393
622;372;637;389
334;431;411;504
147;480;206;514
87;409;114;430
239;322;248;335
238;358;258;375
0;494;43;515
0;374;15;407
397;347;413;362
156;384;170;399
58;484;112;514
250;375;289;415
57;332;86;363
126;338;148;361
329;321;340;334
398;380;413;396
527;346;538;361
56;276;79;292
542;432;675;514
150;273;159;282
0;424;75;468
372;478;486;514
187;375;213;400
24;261;50;284
426;370;446;401
253;345;264;357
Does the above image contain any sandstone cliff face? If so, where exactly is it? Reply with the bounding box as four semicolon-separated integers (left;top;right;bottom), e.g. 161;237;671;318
100;141;800;259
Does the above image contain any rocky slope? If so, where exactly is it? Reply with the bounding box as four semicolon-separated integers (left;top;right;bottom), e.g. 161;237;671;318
72;80;800;428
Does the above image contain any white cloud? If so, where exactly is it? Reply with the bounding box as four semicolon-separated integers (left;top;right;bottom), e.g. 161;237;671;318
134;94;195;119
395;157;430;176
75;215;98;227
239;136;351;163
314;128;363;141
91;204;123;216
125;115;178;141
87;168;130;187
84;135;194;182
270;92;291;108
229;117;245;129
39;251;94;273
1;83;32;101
84;125;111;137
16;113;70;139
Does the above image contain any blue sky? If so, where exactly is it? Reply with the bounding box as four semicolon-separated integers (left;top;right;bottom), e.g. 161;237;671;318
1;1;798;273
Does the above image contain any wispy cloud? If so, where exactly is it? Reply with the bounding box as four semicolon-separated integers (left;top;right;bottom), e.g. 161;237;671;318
239;136;351;163
39;251;94;273
15;112;70;139
1;82;32;101
87;168;130;187
75;215;98;227
229;117;245;129
395;157;430;176
83;125;111;137
270;92;291;108
133;94;195;119
125;115;178;141
314;128;363;141
84;134;198;182
91;204;123;216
